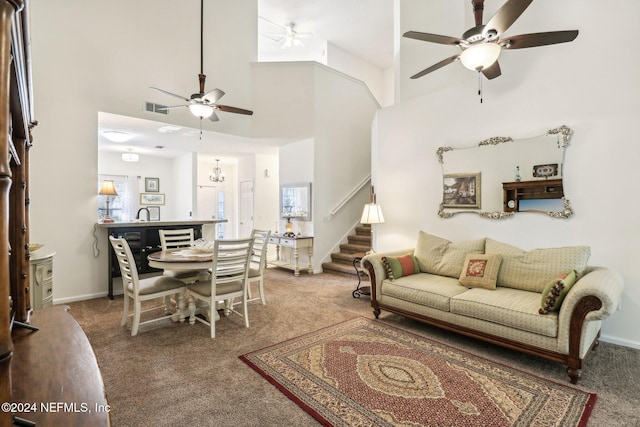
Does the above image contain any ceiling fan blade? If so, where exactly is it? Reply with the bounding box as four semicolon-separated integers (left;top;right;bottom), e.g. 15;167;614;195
403;31;462;46
410;54;460;79
155;105;188;111
150;87;190;102
203;88;225;103
482;61;501;80
216;104;254;116
502;30;579;49
208;111;220;122
485;0;533;36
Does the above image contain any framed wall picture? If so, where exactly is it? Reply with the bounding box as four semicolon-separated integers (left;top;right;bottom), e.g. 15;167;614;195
140;193;165;205
148;206;160;221
145;177;159;192
442;173;481;209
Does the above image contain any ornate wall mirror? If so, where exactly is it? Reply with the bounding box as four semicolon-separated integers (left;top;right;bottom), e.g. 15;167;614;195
437;126;573;219
280;182;312;221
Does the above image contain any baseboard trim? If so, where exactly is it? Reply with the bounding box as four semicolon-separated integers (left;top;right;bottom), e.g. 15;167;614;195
600;334;640;350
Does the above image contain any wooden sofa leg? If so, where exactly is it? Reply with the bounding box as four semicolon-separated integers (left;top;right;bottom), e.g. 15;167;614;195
373;308;381;319
567;366;582;384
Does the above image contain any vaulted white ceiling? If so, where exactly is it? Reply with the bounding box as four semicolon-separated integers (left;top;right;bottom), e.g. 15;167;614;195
99;0;394;161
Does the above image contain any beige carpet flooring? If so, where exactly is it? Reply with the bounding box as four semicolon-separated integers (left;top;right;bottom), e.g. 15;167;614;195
66;268;640;427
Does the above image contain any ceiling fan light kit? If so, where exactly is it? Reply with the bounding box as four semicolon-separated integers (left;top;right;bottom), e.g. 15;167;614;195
459;42;501;71
404;0;578;101
188;103;215;119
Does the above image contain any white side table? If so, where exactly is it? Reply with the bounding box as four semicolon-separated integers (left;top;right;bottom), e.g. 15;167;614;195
268;235;313;276
30;251;55;310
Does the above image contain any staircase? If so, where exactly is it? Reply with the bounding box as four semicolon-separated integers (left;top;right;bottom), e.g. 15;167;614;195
322;225;371;277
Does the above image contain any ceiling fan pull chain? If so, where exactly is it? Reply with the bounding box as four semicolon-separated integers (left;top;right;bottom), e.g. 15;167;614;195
478;71;483;103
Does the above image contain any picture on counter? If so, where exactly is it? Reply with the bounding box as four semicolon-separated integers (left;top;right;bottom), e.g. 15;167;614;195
145;177;159;192
442;173;481;209
148;206;160;221
140;193;165;205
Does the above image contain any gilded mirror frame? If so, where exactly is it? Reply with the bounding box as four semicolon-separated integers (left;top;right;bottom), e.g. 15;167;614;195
437;126;573;219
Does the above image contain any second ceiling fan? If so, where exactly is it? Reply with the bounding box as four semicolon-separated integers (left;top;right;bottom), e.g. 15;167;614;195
404;0;578;80
150;0;253;122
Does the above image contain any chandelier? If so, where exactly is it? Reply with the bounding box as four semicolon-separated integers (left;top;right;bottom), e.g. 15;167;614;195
209;159;225;182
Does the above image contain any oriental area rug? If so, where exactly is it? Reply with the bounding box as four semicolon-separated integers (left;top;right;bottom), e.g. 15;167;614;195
240;317;595;427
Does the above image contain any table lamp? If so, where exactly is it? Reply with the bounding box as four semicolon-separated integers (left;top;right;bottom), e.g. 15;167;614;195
99;180;118;223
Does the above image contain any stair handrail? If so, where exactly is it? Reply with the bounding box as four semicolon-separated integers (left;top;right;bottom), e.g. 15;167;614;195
324;175;371;222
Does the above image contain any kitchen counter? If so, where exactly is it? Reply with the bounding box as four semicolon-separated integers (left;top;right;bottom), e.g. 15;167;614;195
100;220;227;298
96;219;226;228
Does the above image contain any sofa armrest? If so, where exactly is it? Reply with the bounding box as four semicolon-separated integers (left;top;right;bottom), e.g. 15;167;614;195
559;266;624;322
362;249;414;299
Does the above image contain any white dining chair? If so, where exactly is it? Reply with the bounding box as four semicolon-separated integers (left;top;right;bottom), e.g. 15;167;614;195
158;228;202;283
109;236;187;336
247;229;271;304
186;237;254;338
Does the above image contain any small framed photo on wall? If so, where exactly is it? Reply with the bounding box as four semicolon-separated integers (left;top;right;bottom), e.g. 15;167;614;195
442;173;481;209
140;193;165;205
148;206;160;221
145;177;159;192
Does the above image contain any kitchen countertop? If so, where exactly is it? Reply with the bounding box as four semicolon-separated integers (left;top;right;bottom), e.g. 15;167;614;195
95;219;227;228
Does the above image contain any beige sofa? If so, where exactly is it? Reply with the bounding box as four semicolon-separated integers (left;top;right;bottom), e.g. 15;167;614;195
362;231;624;384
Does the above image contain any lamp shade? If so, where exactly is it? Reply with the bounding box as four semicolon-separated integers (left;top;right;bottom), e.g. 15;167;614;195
360;203;385;224
99;180;118;196
189;103;214;118
460;42;501;71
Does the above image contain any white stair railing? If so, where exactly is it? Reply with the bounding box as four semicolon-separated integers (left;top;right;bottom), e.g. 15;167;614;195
323;175;371;222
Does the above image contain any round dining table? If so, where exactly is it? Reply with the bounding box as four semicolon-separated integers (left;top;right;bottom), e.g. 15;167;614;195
147;249;219;321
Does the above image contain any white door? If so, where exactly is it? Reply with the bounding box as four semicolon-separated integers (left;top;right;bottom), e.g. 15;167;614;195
238;180;254;237
197;185;227;239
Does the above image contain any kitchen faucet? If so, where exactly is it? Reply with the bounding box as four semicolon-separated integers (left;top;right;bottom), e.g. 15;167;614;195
136;207;150;221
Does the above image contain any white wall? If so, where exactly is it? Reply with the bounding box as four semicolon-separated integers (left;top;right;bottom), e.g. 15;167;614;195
325;42;391;107
373;0;640;348
29;0;258;302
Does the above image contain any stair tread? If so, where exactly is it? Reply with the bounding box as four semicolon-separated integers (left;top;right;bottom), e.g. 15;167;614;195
322;262;362;275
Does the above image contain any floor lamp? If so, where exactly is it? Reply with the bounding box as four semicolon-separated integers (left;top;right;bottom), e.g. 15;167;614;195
360;186;385;253
99;180;118;223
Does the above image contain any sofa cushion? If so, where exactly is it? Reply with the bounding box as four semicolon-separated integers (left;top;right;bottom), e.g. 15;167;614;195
382;255;419;280
381;273;468;312
451;287;558;338
539;270;577;314
413;231;485;278
459;253;502;290
485;238;590;292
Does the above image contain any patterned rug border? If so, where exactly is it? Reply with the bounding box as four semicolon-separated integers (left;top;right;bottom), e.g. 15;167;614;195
240;316;597;427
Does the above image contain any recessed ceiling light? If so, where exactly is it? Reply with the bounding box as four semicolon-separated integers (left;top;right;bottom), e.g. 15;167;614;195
158;125;182;133
102;130;133;143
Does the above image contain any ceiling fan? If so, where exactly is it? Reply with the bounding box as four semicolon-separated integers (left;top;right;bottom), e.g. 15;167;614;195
150;0;253;123
404;0;578;81
260;18;313;49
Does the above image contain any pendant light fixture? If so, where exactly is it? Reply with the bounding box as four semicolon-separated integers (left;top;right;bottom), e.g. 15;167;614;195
209;159;225;182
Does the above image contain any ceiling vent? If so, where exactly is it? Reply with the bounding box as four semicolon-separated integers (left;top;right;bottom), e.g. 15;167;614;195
145;102;169;115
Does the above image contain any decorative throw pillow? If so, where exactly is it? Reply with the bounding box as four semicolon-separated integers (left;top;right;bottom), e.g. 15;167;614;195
382;255;419;281
458;253;503;290
539;270;577;314
413;231;485;278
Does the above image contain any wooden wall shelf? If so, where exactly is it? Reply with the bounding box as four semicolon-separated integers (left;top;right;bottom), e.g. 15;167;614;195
502;179;564;212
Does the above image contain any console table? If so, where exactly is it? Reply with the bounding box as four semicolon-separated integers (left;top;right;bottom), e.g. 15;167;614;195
268;235;313;276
